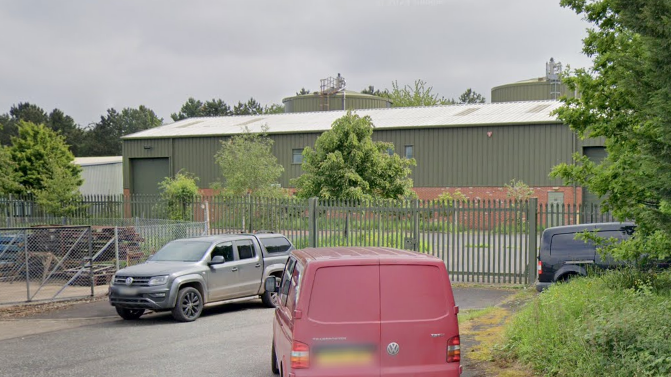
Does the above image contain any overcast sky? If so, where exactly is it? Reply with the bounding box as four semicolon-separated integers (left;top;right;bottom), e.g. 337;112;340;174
0;0;592;126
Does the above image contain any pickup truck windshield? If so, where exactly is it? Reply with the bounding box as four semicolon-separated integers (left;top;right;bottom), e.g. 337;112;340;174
152;241;211;262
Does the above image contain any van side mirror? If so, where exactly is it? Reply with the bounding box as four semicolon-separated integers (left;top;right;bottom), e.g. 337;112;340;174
265;276;278;293
209;255;225;265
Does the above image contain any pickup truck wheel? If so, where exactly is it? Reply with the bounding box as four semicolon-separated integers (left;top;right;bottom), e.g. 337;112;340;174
172;287;203;322
271;342;279;374
115;307;145;320
261;289;277;308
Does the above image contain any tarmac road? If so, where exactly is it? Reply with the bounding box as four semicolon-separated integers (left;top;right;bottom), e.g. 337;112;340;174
0;287;515;377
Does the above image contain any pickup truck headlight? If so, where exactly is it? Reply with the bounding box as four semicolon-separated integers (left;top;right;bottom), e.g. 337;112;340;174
148;275;169;286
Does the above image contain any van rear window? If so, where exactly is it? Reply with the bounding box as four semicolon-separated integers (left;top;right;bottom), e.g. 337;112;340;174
308;266;380;323
380;265;448;321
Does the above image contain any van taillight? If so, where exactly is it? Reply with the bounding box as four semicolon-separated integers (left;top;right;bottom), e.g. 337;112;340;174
291;341;310;369
447;335;460;363
537;260;543;275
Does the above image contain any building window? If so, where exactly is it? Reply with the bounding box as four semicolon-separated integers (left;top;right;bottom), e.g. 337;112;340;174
404;145;414;159
386;147;394;156
292;149;304;164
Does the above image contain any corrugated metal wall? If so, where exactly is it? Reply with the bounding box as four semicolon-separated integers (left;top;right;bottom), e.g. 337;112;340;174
122;123;603;193
79;163;123;195
491;82;578;103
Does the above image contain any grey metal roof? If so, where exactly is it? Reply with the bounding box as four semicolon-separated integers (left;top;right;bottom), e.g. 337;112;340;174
74;156;123;166
123;100;563;140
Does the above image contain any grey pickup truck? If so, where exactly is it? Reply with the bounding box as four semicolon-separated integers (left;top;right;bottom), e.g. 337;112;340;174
109;233;293;322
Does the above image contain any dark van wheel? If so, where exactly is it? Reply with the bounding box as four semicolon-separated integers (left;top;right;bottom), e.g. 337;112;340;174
172;287;203;322
261;288;277;308
271;342;279;374
115;307;145;320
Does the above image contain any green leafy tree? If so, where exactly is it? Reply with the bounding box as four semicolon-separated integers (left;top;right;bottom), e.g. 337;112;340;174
171;98;204;121
233;98;264;115
201;99;232;117
361;86;388;97
8;121;82;195
263;103;285;114
86;106;162;156
296;88;311;95
214;126;285;197
34;161;84;217
1;103;48;146
0;145;20;194
550;0;671;260
384;79;455;107
47;109;86;156
504;179;534;202
292;112;416;200
457;88;486;104
158;171;199;220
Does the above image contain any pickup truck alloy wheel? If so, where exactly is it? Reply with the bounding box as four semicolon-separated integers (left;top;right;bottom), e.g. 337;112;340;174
115;307;145;320
261;288;278;308
172;287;203;322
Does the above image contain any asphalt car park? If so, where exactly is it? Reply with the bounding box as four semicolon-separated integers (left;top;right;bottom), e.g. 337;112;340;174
0;287;515;377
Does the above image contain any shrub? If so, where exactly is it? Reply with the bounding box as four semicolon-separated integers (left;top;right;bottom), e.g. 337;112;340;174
500;270;671;376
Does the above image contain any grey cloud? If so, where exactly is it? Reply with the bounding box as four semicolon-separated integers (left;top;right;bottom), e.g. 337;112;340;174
0;0;591;128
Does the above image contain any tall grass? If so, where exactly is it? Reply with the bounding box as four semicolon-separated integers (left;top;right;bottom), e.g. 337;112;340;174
500;269;671;376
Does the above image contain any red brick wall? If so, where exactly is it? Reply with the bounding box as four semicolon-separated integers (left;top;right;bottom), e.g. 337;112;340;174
412;186;582;205
193;186;582;206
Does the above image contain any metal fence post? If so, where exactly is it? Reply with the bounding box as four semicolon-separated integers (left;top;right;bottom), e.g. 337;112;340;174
89;227;94;297
114;226;120;271
527;198;539;285
308;197;318;248
24;229;30;302
413;199;420;252
247;194;253;233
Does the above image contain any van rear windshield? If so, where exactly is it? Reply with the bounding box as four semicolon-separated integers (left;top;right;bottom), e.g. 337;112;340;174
308;265;380;323
380;265;448;321
260;237;292;254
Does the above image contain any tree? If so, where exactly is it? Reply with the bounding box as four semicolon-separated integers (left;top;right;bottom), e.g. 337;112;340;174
263;103;285;114
158;171;199;220
0;102;48;146
292;112;416;200
550;0;671;260
34;161;84;217
86;106;162;156
233;98;264;115
361;86;388;97
8;121;82;195
457;88;486;104
0;145;20;194
47;109;86;156
296;88;311;95
384;79;455;107
171;98;233;121
214;126;285;197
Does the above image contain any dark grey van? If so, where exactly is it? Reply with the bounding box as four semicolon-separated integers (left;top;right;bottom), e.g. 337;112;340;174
536;222;635;292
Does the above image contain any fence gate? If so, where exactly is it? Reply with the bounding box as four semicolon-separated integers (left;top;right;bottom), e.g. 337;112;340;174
0;226;97;305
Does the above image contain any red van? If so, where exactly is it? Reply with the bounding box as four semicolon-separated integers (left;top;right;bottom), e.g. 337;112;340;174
265;247;461;377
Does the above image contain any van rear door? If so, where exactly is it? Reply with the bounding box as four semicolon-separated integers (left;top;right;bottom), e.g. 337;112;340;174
379;261;460;377
301;263;381;376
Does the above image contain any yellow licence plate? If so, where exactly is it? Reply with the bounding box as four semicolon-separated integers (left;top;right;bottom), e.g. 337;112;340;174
315;350;374;367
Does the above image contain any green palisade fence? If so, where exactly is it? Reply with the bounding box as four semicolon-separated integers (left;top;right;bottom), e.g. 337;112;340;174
1;194;617;285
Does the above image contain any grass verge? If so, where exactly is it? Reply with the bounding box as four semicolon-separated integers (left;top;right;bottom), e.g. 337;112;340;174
498;269;671;377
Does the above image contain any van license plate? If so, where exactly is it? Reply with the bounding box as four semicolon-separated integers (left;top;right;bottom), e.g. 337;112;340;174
315;349;374;367
118;287;138;296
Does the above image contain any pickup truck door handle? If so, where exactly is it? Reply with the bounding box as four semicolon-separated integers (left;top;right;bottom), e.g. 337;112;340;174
255;263;261;268
231;267;238;272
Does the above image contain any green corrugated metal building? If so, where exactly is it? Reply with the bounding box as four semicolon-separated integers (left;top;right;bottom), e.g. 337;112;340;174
122;100;605;206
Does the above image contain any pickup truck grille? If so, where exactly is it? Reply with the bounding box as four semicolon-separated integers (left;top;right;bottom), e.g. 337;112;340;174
113;276;152;286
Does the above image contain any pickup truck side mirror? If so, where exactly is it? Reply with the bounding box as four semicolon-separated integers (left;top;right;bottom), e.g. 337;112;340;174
209;255;225;265
265;276;278;293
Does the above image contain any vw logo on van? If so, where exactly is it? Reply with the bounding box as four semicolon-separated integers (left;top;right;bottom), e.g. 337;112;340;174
125;277;134;286
386;342;400;356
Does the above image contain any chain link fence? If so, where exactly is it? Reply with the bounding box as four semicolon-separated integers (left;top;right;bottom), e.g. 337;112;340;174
0;220;207;305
